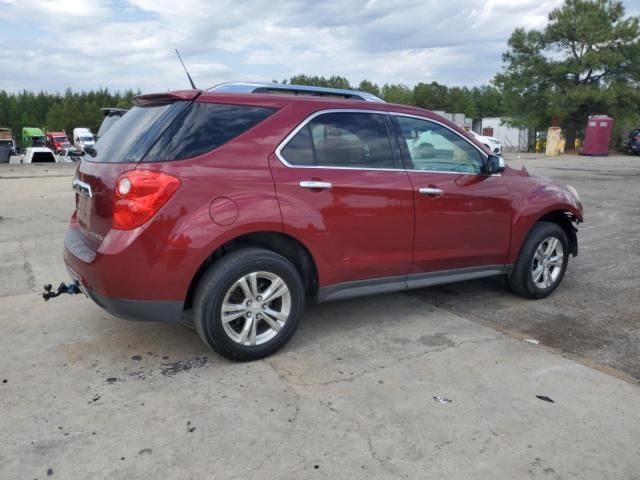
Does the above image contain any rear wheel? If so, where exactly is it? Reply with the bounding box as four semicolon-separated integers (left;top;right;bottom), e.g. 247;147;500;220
193;248;305;361
508;222;569;299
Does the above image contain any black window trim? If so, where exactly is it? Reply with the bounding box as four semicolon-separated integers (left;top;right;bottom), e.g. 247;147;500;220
275;109;493;175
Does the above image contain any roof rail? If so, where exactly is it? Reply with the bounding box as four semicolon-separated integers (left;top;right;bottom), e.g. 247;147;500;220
207;82;385;103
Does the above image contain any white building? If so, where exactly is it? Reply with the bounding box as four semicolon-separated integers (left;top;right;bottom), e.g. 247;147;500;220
433;111;531;152
476;118;529;152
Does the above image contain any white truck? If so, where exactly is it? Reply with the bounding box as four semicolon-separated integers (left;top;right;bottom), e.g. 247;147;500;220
73;128;95;150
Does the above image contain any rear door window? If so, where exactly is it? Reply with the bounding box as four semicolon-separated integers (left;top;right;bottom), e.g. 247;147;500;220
280;112;395;169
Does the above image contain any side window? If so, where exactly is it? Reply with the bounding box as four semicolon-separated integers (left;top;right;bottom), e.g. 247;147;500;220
281;112;394;168
394;116;484;173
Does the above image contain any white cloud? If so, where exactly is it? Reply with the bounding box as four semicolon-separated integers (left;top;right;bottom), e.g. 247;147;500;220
0;0;578;93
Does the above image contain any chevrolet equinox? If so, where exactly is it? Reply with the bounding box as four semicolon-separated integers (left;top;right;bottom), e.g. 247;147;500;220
62;83;583;360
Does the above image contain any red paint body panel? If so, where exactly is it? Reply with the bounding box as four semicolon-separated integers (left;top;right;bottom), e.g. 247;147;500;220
270;154;414;286
63;90;583;313
406;171;511;272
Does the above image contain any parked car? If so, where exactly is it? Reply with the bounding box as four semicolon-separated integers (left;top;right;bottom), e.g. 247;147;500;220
469;130;502;155
73;128;95;150
59;147;85;163
46;131;71;153
97;107;128;140
61;83;583;361
626;128;640;155
21;147;57;163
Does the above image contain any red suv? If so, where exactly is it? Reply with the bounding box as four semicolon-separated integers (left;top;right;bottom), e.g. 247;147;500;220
63;83;583;360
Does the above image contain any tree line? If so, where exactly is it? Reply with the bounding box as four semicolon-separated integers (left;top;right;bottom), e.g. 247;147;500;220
0;81;502;142
280;75;505;119
0;0;638;150
0;89;138;140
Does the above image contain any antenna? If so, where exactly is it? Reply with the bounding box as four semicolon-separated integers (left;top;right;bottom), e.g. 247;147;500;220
175;49;197;89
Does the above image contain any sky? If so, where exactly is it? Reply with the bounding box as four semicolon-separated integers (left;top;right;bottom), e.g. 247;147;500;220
1;0;639;94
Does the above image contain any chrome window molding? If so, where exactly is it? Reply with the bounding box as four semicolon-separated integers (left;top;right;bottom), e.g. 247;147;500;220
274;108;500;176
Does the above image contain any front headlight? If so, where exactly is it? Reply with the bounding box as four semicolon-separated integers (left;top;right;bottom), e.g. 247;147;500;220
566;185;580;202
566;185;582;210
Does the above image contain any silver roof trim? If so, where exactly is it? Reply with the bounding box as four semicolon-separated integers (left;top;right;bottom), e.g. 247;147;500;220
207;82;385;103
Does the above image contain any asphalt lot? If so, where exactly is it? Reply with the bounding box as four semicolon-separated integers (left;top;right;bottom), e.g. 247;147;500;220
1;154;639;479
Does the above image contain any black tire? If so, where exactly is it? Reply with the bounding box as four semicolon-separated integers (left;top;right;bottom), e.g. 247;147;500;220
508;221;569;299
193;248;305;361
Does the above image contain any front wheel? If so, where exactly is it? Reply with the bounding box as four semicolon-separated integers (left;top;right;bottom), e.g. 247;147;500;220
193;248;305;361
508;222;569;299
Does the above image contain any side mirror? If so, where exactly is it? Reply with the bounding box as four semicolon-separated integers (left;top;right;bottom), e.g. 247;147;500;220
485;154;505;174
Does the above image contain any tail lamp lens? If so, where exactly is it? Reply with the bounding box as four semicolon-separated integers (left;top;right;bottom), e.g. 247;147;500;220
112;170;181;230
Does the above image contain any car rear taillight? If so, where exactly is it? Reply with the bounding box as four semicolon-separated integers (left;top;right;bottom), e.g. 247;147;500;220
112;170;181;230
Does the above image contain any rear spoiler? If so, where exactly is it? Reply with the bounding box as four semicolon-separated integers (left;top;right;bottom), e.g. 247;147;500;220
133;90;202;106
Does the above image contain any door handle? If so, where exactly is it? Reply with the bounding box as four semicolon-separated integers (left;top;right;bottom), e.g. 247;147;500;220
418;187;444;196
300;181;332;190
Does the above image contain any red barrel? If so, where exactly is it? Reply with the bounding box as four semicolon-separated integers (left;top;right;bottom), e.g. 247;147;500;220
580;115;614;156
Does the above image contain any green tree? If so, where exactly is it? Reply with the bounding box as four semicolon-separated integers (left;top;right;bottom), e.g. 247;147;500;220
495;0;640;149
381;83;414;105
471;85;504;118
413;81;449;111
357;79;381;97
288;75;352;89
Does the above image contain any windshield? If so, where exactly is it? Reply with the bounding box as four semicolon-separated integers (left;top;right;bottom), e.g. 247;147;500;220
80;136;93;142
32;136;46;146
54;136;68;142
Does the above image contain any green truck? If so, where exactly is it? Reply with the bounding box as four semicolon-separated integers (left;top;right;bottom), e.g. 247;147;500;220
21;127;46;152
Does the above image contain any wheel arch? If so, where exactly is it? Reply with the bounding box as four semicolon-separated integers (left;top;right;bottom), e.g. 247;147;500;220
511;208;580;264
184;231;319;311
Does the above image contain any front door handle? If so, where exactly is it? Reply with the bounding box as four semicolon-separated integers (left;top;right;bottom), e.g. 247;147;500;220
418;187;444;196
300;181;332;190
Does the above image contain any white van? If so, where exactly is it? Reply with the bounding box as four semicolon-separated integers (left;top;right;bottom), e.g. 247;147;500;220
73;128;95;149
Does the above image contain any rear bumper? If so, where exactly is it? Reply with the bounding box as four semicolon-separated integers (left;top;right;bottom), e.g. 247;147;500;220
85;287;183;324
63;223;193;325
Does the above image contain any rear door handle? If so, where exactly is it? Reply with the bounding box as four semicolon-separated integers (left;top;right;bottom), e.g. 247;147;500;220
300;181;332;190
418;187;444;196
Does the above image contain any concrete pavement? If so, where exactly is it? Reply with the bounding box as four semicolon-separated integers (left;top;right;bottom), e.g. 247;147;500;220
1;159;639;479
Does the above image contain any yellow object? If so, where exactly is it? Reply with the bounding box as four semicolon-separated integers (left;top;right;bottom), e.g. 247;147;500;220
546;127;563;156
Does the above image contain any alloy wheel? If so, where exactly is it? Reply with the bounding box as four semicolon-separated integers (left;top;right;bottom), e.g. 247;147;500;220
531;236;565;289
220;271;291;346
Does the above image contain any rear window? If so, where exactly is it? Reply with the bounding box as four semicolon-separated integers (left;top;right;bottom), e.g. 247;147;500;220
87;101;275;163
97;112;127;139
87;102;186;163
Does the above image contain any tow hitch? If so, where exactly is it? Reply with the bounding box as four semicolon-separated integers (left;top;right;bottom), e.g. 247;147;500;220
42;281;82;301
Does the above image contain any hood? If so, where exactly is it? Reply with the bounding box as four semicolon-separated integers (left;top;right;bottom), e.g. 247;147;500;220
505;166;583;221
